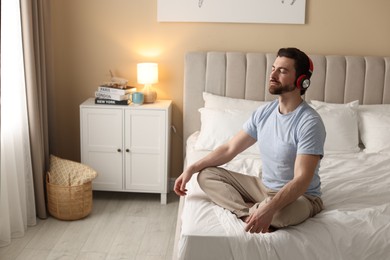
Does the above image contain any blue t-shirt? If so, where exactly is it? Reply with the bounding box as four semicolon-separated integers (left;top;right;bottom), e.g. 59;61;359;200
243;100;326;197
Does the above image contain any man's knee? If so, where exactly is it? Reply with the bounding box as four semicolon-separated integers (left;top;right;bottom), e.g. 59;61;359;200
272;196;312;228
197;167;220;187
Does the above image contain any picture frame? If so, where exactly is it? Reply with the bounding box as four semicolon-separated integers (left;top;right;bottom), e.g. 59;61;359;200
157;0;306;24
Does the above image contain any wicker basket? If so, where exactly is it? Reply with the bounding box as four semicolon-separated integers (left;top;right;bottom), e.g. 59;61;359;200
46;175;93;220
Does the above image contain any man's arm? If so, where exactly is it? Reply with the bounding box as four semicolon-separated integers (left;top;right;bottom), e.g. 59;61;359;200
174;130;256;196
245;154;320;233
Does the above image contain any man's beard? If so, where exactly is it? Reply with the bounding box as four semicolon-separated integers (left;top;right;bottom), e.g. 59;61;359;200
269;82;296;95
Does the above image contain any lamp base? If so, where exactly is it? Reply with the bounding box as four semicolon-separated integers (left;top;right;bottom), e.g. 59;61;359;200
142;85;157;103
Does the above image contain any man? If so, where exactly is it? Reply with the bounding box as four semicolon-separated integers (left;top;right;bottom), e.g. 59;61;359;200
174;47;326;234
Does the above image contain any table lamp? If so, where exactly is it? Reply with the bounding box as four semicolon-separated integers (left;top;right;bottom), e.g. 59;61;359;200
137;62;158;103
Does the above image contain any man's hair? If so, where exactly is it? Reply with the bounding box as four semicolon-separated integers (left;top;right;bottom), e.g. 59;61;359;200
277;47;312;95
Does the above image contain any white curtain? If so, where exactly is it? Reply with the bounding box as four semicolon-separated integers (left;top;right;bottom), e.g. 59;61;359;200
0;0;37;247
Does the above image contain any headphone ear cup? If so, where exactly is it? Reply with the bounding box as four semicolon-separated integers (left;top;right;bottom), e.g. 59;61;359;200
302;78;311;89
296;75;306;89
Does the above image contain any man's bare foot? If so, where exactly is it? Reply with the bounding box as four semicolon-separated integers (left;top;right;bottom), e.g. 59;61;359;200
240;215;250;223
239;202;255;223
267;226;277;233
246;202;255;208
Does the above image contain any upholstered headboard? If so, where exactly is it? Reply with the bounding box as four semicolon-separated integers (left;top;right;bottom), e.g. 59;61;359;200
183;51;390;142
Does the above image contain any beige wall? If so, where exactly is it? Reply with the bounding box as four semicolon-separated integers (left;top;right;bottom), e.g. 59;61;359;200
48;0;390;179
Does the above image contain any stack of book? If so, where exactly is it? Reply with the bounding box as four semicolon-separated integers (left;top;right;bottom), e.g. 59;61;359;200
94;84;136;105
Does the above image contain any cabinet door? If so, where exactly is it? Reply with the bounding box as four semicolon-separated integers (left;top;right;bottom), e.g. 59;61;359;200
81;108;124;191
124;109;167;192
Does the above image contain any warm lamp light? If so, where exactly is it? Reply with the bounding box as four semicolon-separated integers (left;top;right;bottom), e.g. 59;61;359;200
137;62;158;103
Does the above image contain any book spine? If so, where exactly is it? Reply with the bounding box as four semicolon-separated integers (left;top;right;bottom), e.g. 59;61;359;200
97;86;136;95
95;91;130;101
95;98;129;105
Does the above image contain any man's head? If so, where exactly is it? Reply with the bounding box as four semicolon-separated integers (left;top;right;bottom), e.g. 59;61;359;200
269;48;313;96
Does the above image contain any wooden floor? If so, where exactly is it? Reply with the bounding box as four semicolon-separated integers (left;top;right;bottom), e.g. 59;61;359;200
0;191;179;260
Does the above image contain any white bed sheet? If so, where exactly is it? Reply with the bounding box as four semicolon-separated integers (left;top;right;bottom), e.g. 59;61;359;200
177;132;390;260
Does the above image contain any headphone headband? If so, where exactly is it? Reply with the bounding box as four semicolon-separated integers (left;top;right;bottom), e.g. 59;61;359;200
307;57;313;77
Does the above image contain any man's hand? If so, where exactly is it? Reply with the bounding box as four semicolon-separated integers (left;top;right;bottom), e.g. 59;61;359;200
174;131;256;197
244;205;275;233
174;170;193;196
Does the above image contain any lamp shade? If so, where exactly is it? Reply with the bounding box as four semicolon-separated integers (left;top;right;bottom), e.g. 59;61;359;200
137;63;158;85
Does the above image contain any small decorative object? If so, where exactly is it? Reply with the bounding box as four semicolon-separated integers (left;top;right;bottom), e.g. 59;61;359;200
130;92;144;106
137;63;158;103
108;70;128;88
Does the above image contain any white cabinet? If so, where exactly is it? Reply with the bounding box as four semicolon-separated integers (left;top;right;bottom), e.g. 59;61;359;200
80;98;172;204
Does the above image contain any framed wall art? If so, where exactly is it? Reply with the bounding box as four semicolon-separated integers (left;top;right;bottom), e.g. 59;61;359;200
157;0;306;24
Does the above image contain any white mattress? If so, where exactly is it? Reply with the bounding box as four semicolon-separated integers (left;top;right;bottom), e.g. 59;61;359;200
177;132;390;260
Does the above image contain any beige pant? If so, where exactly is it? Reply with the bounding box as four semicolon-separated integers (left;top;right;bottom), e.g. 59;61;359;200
197;167;323;228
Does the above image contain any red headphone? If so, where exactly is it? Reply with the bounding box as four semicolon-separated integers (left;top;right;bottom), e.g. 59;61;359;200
296;57;314;90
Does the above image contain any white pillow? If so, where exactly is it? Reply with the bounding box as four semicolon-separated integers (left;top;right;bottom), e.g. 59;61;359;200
359;104;390;113
203;92;269;111
310;99;359;109
309;100;360;154
358;105;390;153
195;108;259;154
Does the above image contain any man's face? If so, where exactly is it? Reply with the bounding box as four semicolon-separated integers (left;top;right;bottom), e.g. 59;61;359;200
269;56;297;95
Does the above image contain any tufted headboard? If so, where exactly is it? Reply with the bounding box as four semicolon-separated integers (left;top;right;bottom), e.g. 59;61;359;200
183;51;390;142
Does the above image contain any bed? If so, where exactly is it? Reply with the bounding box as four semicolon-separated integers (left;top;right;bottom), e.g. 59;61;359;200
173;51;390;260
